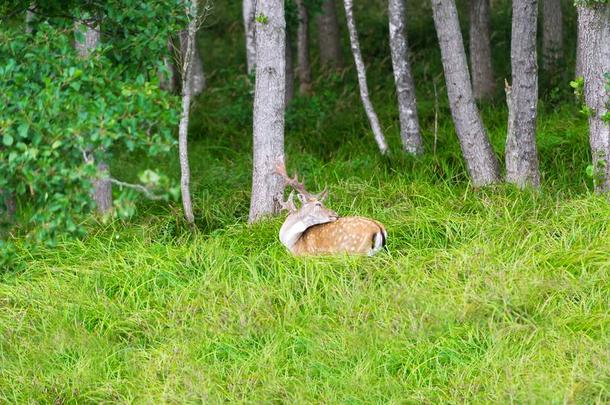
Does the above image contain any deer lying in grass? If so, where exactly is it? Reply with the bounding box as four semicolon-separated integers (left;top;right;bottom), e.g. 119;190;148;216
277;165;387;256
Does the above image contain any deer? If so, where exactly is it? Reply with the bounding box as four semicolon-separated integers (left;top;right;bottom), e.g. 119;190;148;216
277;165;387;256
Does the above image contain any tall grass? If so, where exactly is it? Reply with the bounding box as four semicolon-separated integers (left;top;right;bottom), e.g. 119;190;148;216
1;0;608;403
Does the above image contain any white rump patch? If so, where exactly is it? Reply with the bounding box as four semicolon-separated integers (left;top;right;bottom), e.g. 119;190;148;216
369;232;385;256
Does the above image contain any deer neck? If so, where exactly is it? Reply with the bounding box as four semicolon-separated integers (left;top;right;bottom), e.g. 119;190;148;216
279;215;310;252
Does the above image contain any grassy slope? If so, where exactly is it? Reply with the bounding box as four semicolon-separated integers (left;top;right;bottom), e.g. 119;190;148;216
1;1;609;403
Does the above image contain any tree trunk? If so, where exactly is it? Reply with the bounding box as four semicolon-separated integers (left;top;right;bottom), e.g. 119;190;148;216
159;37;178;92
25;3;35;34
505;0;540;189
343;0;389;155
178;0;198;224
285;29;295;106
469;0;496;100
576;14;584;78
180;30;206;96
248;0;286;223
75;20;113;214
389;0;423;155
243;0;257;75
430;0;500;186
578;4;610;192
541;0;563;73
317;0;344;69
296;0;313;95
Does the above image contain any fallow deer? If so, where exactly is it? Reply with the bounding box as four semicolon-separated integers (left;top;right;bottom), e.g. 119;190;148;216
277;165;387;256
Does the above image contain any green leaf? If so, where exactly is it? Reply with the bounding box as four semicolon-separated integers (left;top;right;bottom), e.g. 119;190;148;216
17;123;29;138
2;134;13;146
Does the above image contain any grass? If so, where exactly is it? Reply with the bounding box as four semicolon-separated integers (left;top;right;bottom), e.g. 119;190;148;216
1;0;609;403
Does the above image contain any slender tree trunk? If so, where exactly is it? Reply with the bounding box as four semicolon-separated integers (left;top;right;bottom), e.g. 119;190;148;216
249;0;286;223
285;29;295;106
343;0;389;155
25;3;35;34
317;0;344;69
541;0;563;73
243;0;257;75
430;0;500;186
389;0;423;155
296;0;313;95
180;30;206;96
469;0;496;100
578;4;610;192
505;0;540;189
75;20;113;214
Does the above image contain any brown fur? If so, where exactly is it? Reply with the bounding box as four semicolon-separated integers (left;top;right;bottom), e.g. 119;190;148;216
292;216;386;256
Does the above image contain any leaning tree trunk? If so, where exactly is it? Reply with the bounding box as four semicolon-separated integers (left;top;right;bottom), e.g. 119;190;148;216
180;30;205;96
285;29;295;106
430;0;500;185
389;0;423;155
296;0;313;95
317;0;344;69
75;20;113;214
249;0;286;223
178;0;199;224
343;0;389;155
469;0;496;100
505;0;540;189
243;0;257;74
578;4;610;192
541;0;563;73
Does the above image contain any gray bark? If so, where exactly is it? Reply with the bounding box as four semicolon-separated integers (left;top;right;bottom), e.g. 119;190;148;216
75;21;113;214
296;0;313;95
505;0;540;189
576;15;584;78
243;0;257;75
389;0;423;155
285;29;294;106
430;0;500;186
578;4;610;192
317;0;344;69
541;0;563;73
159;38;178;92
249;0;286;223
343;0;389;155
25;3;35;34
469;0;496;100
178;0;198;224
180;30;206;96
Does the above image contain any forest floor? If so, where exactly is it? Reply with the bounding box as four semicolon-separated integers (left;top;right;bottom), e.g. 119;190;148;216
1;2;609;403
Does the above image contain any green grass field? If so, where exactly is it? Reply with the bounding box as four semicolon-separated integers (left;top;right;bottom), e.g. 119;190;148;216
1;1;609;403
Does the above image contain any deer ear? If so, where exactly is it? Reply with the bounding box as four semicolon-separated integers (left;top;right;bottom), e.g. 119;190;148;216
316;188;329;202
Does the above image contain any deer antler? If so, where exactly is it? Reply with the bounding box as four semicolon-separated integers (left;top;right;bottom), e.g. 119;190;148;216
279;190;297;213
276;164;314;200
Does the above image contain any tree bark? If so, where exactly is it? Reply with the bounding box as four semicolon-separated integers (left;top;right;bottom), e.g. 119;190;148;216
505;0;540;189
178;0;198;224
469;0;496;100
75;20;113;214
243;0;257;75
159;37;178;92
180;30;206;96
389;0;423;155
576;14;584;78
430;0;500;186
343;0;389;155
248;0;286;223
578;4;610;192
25;3;35;34
541;0;563;73
296;0;313;95
317;0;344;69
285;28;295;106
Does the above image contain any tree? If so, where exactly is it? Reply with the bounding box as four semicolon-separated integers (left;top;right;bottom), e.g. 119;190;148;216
317;0;344;69
430;0;500;185
469;0;496;100
178;0;201;224
296;0;313;95
75;19;113;214
243;0;257;75
577;2;610;192
249;0;286;223
388;0;423;155
505;0;540;189
343;0;389;155
179;29;206;96
541;0;564;73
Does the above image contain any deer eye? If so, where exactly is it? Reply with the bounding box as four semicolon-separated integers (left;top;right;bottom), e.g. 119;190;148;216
315;202;323;208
